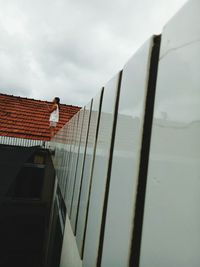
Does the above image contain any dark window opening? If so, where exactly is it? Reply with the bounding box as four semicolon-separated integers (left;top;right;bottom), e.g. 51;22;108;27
27;151;46;165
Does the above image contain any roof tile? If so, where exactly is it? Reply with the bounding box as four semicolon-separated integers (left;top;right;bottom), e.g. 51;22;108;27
0;93;80;141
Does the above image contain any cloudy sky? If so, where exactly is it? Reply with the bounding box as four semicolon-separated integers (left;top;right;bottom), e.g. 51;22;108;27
0;0;187;106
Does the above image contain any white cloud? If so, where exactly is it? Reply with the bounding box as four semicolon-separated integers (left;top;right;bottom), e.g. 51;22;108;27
0;0;187;106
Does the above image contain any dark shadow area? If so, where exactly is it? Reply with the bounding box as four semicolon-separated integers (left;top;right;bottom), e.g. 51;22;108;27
46;200;64;267
0;144;55;267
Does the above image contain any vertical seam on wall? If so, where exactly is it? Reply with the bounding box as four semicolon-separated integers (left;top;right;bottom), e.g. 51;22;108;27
129;35;161;267
74;94;100;234
80;88;104;258
64;111;83;205
66;114;80;211
69;99;93;219
96;70;123;267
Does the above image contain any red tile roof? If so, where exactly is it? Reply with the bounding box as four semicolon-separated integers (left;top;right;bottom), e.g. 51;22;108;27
0;93;81;141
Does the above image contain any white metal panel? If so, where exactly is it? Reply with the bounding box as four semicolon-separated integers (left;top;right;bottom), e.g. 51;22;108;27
75;90;102;254
63;108;85;200
67;112;81;212
65;115;78;209
69;101;92;221
62;118;75;203
140;1;200;266
83;74;120;267
100;38;153;267
60;216;82;267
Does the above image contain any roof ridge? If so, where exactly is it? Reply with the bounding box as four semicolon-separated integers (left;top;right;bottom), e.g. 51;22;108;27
0;92;81;108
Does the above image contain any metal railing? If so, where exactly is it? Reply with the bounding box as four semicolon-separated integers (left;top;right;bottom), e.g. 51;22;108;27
0;135;51;148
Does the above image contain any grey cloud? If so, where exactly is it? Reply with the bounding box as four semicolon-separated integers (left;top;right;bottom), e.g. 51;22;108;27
0;0;187;106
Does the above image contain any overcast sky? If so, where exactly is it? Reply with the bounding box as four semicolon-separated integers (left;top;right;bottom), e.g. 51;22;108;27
0;0;187;106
